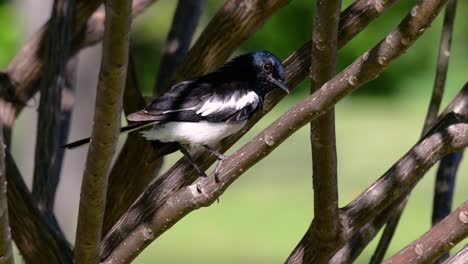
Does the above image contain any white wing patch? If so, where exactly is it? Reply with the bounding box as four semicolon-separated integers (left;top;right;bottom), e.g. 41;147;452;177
196;91;259;117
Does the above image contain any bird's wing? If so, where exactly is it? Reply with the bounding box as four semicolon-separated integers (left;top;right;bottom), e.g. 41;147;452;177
127;79;262;123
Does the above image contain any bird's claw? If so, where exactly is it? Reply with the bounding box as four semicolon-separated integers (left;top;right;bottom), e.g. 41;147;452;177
196;180;203;193
214;159;224;183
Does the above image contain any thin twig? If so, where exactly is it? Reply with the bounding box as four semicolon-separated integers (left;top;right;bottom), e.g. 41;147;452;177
383;201;468;264
154;0;204;95
442;244;468;264
32;0;75;231
291;0;342;262
371;0;459;261
100;1;451;261
73;0;132;262
0;122;13;263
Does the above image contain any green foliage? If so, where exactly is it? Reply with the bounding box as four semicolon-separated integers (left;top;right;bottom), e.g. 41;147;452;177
0;2;19;69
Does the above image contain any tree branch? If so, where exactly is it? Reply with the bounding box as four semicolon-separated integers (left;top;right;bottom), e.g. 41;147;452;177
102;52;163;235
104;1;205;232
383;201;468;263
329;199;406;263
430;2;461;263
290;0;342;262
6;152;72;263
0;123;13;263
442;244;468;264
0;0;157;128
100;0;451;262
73;0;132;262
2;0;102;121
31;0;75;232
423;0;458;132
52;58;78;207
372;1;459;261
154;0;204;95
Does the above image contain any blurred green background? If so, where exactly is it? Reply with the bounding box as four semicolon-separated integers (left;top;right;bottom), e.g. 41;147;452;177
1;0;468;263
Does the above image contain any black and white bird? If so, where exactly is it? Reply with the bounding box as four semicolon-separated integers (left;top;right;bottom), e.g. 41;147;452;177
65;50;288;191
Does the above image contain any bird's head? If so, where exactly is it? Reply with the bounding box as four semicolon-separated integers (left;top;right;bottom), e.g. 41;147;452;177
216;50;289;96
250;50;288;95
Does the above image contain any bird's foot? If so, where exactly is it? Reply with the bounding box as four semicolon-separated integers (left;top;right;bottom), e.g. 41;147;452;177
202;145;228;183
213;155;227;183
195;171;208;193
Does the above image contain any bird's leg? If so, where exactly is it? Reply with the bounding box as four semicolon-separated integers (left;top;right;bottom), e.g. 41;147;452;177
202;145;227;183
179;145;207;193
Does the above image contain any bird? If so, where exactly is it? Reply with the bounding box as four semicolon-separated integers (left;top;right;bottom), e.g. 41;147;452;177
65;50;288;192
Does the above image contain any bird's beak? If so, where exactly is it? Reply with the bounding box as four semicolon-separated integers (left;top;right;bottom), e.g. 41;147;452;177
267;75;289;94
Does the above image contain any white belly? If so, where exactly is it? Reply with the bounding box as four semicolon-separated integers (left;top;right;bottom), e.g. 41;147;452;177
141;121;247;145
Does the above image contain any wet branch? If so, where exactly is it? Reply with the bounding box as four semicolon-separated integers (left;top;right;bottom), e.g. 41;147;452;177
73;0;132;262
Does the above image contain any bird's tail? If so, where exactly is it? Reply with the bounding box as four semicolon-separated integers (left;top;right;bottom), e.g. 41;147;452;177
63;121;155;149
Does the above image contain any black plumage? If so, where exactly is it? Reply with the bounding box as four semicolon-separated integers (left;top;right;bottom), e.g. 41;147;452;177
64;50;288;192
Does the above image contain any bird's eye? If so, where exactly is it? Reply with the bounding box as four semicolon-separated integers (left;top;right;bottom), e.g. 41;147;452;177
263;62;272;72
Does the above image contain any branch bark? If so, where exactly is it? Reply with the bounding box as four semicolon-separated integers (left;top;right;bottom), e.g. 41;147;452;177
290;0;342;262
329;199;406;263
0;0;157;128
383;201;468;264
423;0;458;132
6;152;72;263
32;0;75;231
102;53;163;235
154;0;204;95
372;1;459;261
73;0;132;262
0;123;13;264
100;0;451;262
1;0;102;125
442;244;468;264
430;3;461;263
